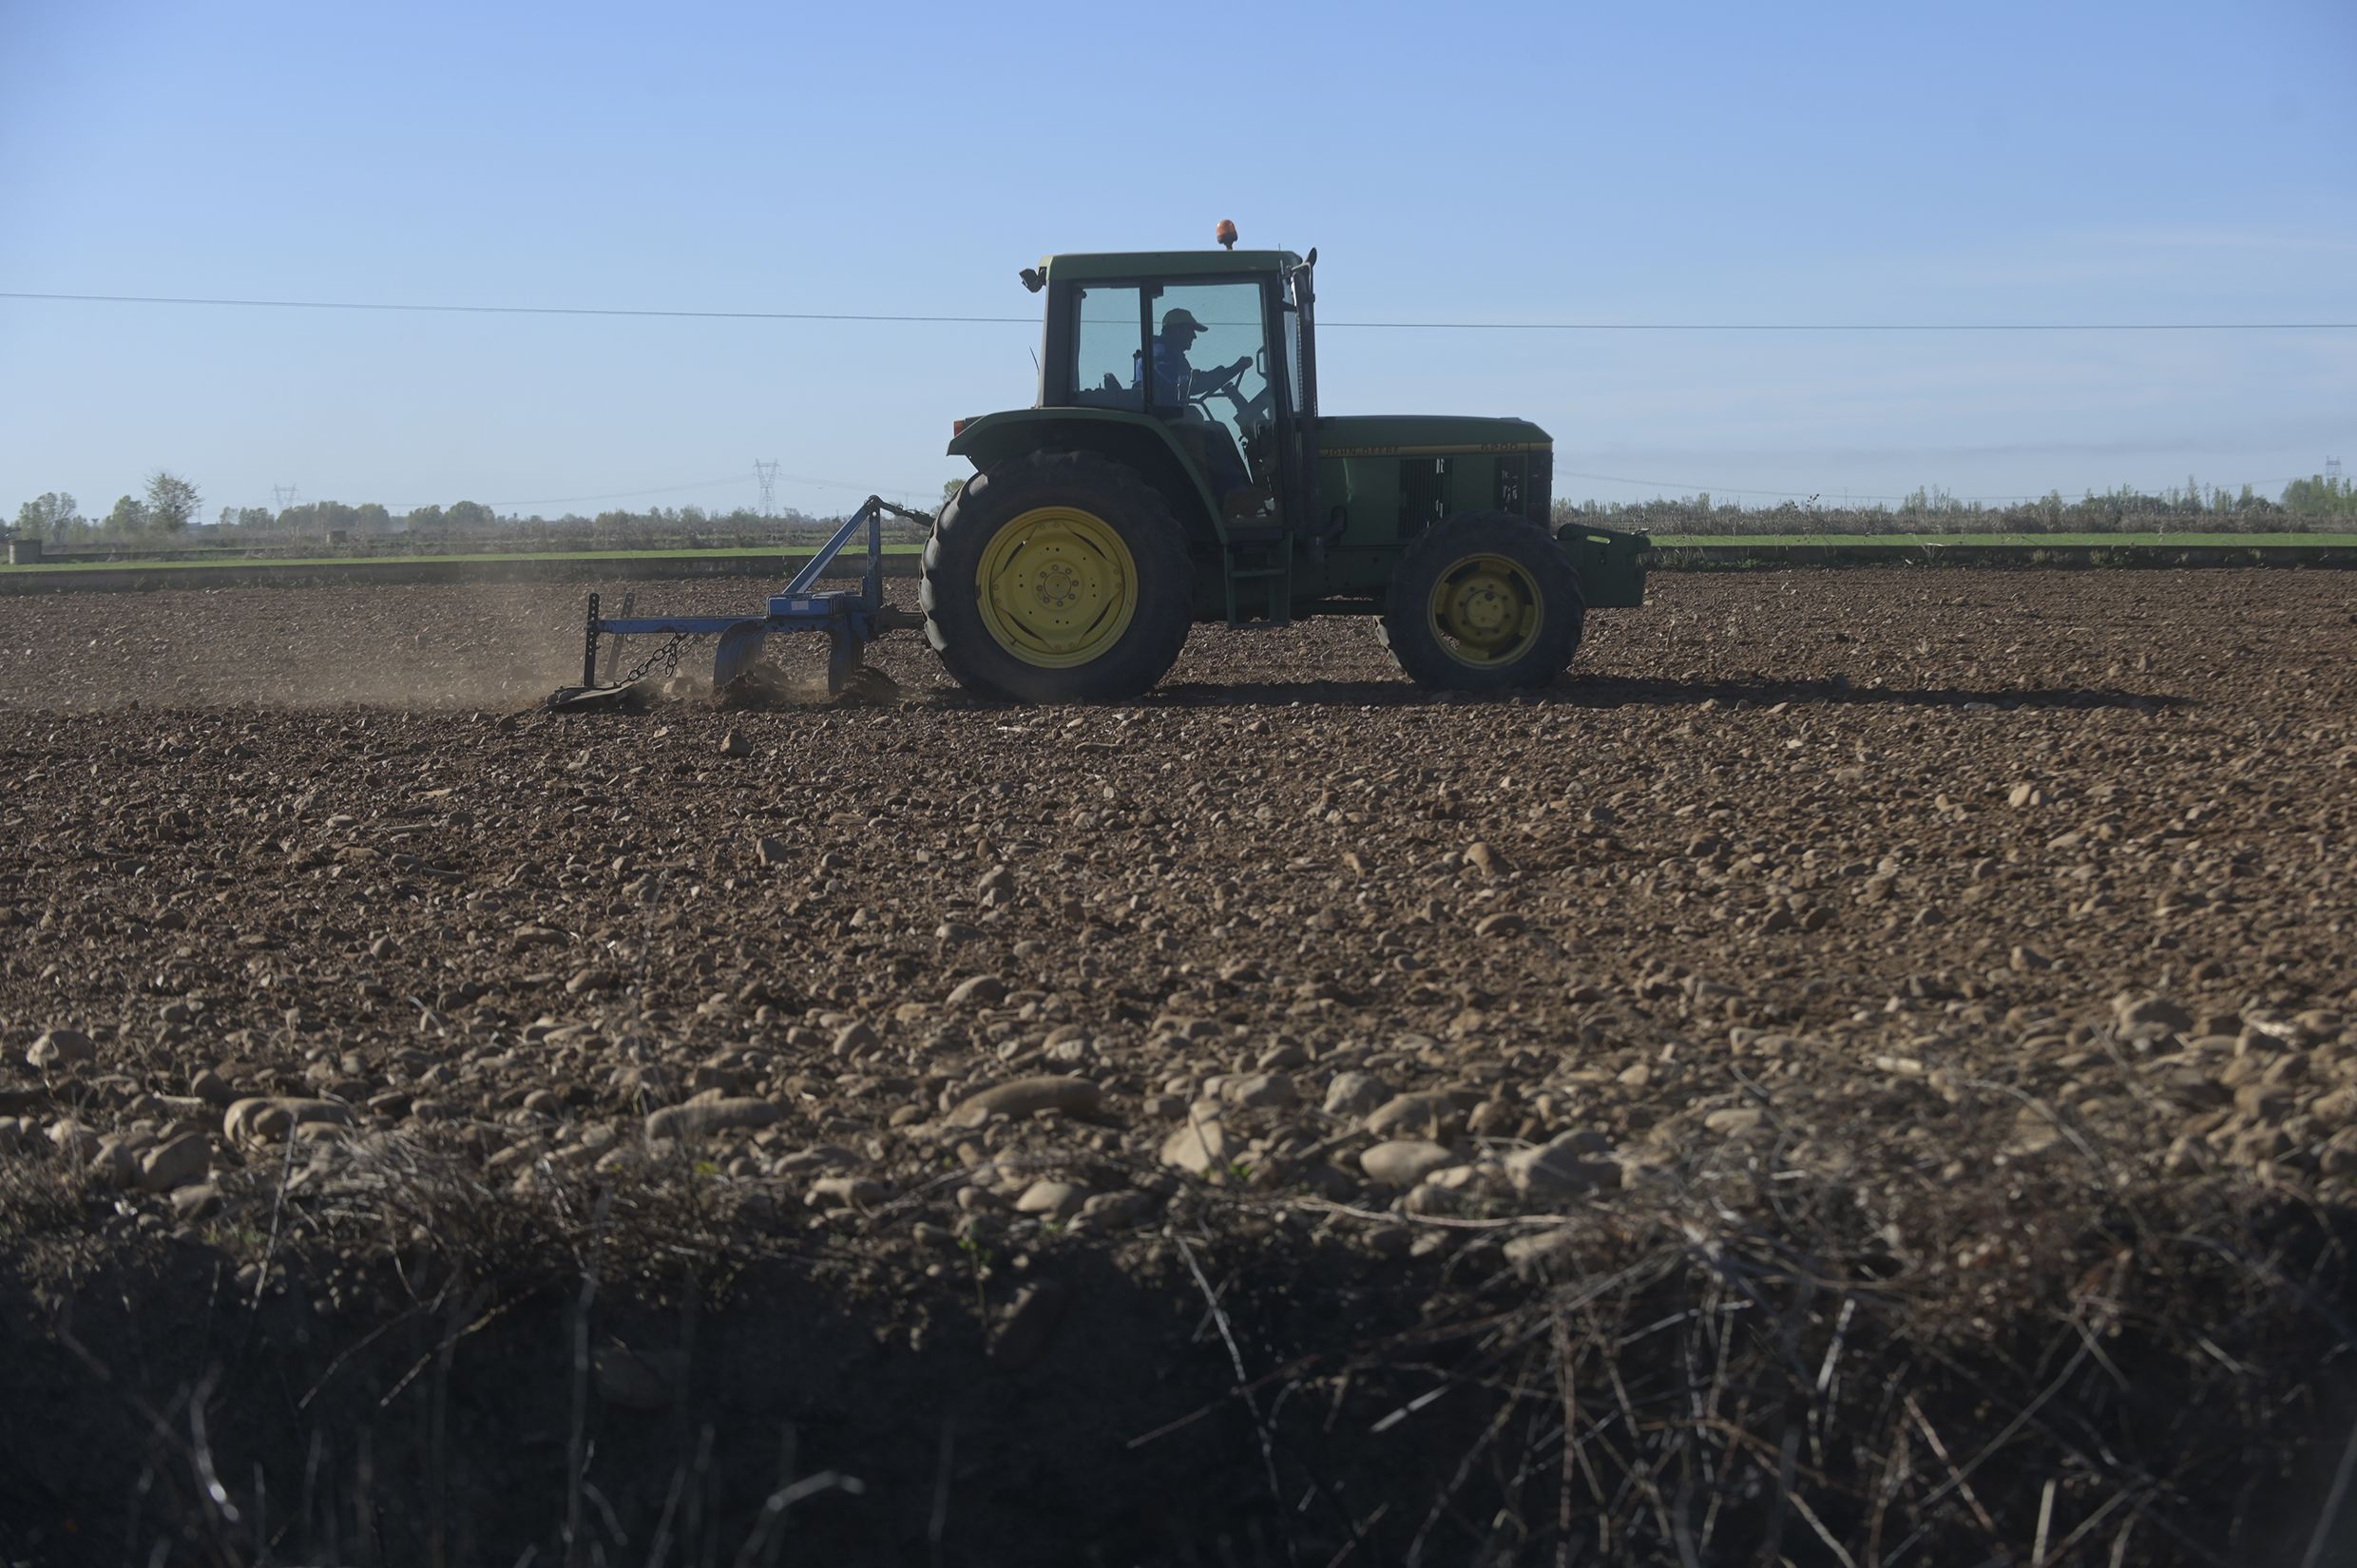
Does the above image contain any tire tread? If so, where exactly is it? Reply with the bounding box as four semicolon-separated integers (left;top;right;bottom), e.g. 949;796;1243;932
1380;511;1584;692
923;451;1193;702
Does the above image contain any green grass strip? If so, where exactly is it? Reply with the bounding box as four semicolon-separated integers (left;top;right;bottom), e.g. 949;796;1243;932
0;544;929;573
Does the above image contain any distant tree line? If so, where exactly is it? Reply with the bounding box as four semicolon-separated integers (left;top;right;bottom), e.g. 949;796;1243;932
2279;473;2357;519
1552;475;2357;536
14;471;2353;551
7;487;869;554
11;472;201;543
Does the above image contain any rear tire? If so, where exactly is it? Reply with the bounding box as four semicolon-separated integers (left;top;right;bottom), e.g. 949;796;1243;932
1379;511;1583;692
923;451;1193;703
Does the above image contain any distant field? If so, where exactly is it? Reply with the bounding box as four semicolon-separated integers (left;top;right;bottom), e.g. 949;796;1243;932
1646;530;2357;548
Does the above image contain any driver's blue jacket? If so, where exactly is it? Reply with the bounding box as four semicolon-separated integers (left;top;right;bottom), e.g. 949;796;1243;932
1135;336;1205;404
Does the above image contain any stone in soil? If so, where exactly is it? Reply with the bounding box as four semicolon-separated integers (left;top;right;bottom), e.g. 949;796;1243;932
2117;994;2195;1035
945;1077;1102;1128
1363;1092;1460;1140
806;1176;886;1211
26;1029;95;1071
1160;1115;1236;1176
1216;1072;1295;1110
644;1098;783;1143
1322;1071;1391;1119
1015;1180;1088;1218
223;1097;354;1147
1359;1139;1461;1188
135;1134;212;1194
1504;1131;1620;1199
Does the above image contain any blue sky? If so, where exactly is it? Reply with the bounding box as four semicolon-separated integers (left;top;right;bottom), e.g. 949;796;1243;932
3;0;2352;521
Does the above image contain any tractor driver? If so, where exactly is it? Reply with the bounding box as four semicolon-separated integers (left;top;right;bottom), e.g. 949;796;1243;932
1145;307;1252;407
1138;307;1255;499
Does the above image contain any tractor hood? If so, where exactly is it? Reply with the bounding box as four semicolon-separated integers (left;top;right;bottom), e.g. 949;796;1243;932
1313;414;1551;456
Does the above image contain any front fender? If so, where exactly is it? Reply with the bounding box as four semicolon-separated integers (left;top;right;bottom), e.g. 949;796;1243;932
949;410;1221;537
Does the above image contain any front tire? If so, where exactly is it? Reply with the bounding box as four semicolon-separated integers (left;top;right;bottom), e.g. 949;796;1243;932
922;451;1193;702
1379;511;1584;692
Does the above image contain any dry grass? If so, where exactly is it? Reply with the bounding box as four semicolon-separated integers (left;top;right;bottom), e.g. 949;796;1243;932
8;1121;2350;1564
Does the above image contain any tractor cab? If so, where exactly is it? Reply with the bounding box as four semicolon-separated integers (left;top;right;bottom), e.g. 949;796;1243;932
949;243;1323;585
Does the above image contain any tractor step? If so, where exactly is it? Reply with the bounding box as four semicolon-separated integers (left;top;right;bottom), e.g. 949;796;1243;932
1219;529;1293;627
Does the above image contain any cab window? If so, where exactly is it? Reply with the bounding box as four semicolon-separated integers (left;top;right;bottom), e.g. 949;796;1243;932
1069;285;1143;411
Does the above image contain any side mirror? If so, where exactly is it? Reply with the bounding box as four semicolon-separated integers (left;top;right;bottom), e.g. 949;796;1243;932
1018;268;1044;294
1304;247;1316;268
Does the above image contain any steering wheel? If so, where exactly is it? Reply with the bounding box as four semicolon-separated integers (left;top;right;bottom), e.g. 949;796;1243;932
1195;381;1273;427
1190;348;1274;424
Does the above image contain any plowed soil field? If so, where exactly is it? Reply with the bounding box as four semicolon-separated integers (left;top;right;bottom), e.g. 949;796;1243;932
2;569;2354;1566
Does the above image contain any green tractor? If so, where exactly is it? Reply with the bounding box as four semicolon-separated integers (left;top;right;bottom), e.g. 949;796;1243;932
924;235;1649;702
555;234;1650;712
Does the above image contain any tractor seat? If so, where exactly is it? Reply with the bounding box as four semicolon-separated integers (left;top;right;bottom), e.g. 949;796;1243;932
1163;419;1252;494
1071;373;1143;411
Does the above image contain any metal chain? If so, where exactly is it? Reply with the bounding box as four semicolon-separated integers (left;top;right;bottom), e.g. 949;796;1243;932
615;630;693;688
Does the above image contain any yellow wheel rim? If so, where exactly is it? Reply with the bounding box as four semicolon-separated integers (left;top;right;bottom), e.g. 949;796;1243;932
974;507;1140;668
1428;553;1543;667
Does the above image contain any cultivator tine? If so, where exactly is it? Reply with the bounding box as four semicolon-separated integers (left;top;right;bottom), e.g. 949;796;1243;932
712;621;769;690
599;591;634;684
826;625;859;698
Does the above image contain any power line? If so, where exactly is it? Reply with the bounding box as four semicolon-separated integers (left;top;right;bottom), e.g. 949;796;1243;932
383;472;748;510
2;289;2350;332
0;291;1031;325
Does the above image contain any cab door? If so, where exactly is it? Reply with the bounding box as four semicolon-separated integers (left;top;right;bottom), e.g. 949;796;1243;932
1139;277;1288;525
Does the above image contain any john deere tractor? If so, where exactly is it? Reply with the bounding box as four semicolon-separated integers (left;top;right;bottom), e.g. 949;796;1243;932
923;234;1648;702
551;235;1651;712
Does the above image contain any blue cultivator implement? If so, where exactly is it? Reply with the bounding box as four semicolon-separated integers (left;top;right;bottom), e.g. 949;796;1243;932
546;495;928;711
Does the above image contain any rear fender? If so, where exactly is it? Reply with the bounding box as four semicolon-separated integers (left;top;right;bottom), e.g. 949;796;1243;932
949;410;1220;539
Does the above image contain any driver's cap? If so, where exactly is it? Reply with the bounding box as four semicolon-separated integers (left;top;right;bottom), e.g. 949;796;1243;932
1161;308;1209;335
